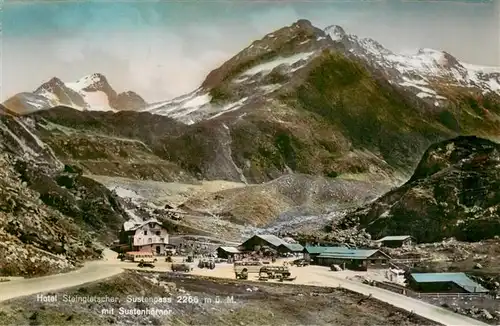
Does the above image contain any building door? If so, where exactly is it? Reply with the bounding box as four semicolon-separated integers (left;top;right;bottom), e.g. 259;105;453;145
156;246;161;255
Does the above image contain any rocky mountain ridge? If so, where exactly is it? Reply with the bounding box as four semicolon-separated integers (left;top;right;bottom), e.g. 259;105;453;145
4;20;500;186
8;20;499;127
145;20;500;124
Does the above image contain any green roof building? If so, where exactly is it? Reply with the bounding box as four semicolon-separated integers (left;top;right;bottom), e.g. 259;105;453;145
303;246;391;270
408;273;489;293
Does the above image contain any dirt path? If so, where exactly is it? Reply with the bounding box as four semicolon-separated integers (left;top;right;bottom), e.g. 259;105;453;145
189;263;487;326
0;250;122;303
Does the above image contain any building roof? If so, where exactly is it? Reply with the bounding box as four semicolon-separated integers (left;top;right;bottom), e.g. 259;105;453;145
376;235;413;242
303;245;348;254
410;273;489;293
243;234;285;247
317;248;387;260
218;246;241;254
128;219;162;231
278;243;304;252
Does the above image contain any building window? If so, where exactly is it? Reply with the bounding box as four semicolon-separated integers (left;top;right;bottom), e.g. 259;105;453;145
144;231;148;235
370;260;376;264
160;238;164;242
156;231;161;236
148;238;152;243
382;260;387;264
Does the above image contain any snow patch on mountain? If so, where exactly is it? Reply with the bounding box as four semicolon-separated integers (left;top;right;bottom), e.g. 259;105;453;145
146;89;211;116
111;186;143;199
209;97;249;120
324;25;346;42
65;73;106;92
65;74;116;112
34;89;60;105
240;52;315;77
76;90;113;111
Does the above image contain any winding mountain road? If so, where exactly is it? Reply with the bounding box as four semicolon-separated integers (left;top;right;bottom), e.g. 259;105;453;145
0;253;489;326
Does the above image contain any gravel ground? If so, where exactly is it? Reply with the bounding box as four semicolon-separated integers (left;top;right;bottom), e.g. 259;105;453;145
0;270;438;326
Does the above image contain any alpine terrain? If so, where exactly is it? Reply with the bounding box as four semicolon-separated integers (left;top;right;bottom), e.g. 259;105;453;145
1;19;500;277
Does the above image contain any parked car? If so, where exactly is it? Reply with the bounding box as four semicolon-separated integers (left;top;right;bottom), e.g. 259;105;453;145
138;262;155;268
233;261;263;279
292;259;309;267
171;263;193;272
198;259;215;269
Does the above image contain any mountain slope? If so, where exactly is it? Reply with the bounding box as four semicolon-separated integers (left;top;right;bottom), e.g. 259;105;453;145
138;20;500;183
145;20;500;125
0;111;132;276
11;20;500;186
3;74;147;114
338;136;500;243
26;106;196;183
178;173;391;227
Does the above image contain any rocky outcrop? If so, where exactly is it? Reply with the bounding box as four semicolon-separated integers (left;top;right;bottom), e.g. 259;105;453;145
0;114;130;276
340;136;500;243
111;91;147;111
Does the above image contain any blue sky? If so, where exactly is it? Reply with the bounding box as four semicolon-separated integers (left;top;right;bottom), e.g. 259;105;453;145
2;0;499;102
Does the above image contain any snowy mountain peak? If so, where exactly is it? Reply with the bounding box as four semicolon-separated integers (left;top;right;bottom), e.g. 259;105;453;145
324;25;347;41
146;21;500;124
4;72;147;114
67;73;111;93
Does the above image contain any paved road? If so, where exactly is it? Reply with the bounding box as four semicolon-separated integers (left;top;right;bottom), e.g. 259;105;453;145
0;256;489;326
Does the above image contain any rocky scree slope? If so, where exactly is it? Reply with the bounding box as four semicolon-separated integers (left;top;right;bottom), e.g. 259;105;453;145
0;111;129;276
179;173;390;227
338;136;500;243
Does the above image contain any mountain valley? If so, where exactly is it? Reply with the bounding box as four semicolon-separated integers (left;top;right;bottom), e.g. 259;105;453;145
1;19;500;277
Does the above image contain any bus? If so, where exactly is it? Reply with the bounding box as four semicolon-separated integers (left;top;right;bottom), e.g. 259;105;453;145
124;251;156;263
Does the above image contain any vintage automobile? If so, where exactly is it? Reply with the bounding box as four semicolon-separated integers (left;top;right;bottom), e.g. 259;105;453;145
171;263;193;272
198;258;215;269
258;266;292;279
291;259;310;267
233;261;263;279
138;262;155;268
